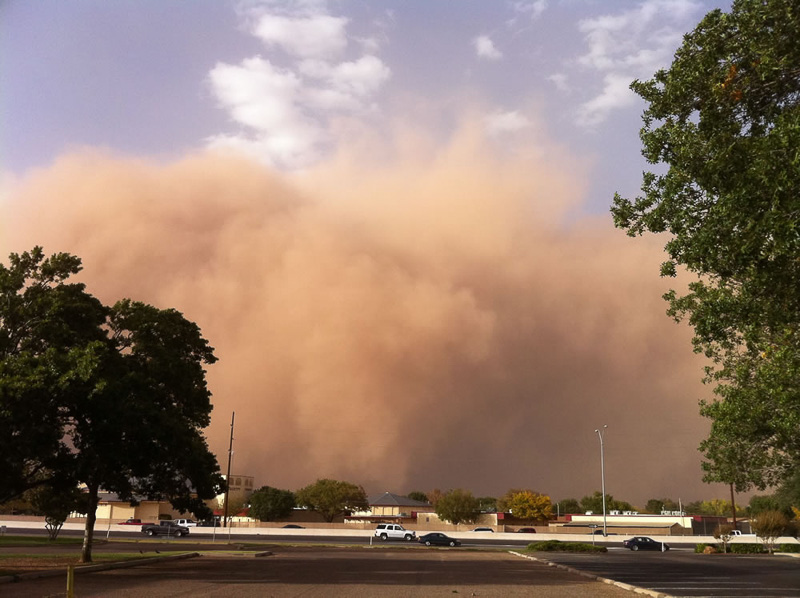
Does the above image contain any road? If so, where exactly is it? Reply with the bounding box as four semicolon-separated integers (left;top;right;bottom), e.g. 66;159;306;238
538;548;800;597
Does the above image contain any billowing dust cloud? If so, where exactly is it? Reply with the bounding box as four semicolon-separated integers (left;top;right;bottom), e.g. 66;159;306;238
0;119;716;505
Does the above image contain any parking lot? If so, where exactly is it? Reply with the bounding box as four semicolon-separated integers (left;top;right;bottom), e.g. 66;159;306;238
1;547;637;598
536;548;800;597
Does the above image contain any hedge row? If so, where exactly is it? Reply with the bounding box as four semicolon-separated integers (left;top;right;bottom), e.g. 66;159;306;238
527;540;607;553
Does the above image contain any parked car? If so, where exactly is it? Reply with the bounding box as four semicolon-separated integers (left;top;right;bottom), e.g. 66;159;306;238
472;527;494;532
282;524;305;529
517;527;537;533
171;518;197;527
374;523;416;541
418;532;461;547
141;521;190;537
118;518;153;526
622;536;670;551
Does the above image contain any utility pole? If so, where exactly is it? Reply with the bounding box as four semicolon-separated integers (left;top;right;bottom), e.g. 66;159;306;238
223;411;235;528
595;425;608;537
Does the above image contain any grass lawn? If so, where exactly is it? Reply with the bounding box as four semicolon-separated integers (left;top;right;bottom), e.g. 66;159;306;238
0;551;185;576
0;535;83;547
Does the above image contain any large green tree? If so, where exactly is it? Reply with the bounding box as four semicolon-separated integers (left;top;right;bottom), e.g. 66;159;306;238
611;0;800;491
434;489;480;525
295;478;368;522
248;486;296;522
0;248;224;562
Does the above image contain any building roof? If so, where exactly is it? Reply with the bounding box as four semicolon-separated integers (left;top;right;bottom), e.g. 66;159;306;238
367;492;430;508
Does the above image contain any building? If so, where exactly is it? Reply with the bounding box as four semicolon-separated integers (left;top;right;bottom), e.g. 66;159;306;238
214;474;255;510
348;492;434;524
551;511;729;536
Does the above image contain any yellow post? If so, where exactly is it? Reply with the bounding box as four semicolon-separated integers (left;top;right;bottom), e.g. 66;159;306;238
66;564;75;598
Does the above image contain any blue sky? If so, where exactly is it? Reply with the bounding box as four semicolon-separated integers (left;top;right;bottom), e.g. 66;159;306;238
0;1;740;504
2;0;729;211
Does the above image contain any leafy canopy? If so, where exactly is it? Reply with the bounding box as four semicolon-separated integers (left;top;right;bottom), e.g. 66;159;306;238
248;486;296;522
0;248;224;562
295;478;368;522
611;0;800;490
499;490;552;522
434;489;480;525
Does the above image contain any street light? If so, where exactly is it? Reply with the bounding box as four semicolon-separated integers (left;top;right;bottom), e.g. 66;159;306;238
595;425;608;537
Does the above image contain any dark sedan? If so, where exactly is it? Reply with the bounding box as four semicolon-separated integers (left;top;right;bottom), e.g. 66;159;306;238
623;536;670;551
418;532;461;547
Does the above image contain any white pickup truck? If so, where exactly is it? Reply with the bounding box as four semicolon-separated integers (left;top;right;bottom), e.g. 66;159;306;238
374;523;416;541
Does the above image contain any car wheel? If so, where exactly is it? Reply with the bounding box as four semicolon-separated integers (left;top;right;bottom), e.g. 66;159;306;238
380;533;388;541
449;541;455;547
425;541;431;546
632;545;638;551
146;530;155;536
664;545;670;551
404;534;413;541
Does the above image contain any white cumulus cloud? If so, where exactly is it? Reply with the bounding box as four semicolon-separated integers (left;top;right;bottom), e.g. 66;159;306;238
473;35;503;60
484;109;531;136
207;2;390;168
574;0;702;127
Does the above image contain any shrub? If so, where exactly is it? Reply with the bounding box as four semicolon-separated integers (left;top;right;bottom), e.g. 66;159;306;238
729;543;765;554
751;510;788;554
527;540;607;553
695;543;718;553
778;544;800;553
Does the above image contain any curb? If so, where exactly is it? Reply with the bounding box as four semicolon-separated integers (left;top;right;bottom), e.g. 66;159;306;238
0;551;201;585
509;551;674;598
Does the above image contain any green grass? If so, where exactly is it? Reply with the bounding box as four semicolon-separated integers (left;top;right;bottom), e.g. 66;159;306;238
0;535;83;546
526;540;607;553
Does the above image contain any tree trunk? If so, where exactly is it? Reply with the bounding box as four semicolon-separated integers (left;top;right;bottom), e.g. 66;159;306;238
729;483;737;529
80;483;100;563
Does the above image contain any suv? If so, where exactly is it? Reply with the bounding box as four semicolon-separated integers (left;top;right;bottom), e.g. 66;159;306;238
374;523;416;541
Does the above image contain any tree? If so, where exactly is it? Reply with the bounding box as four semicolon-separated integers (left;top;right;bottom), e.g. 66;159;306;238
426;489;445;508
249;486;295;522
476;496;497;512
295;479;367;522
434;489;480;525
501;490;552;522
0;248;107;502
751;510;788;554
406;491;429;504
644;498;679;514
714;523;736;554
611;0;800;492
579;492;635;514
28;480;88;541
555;498;581;515
0;248;225;563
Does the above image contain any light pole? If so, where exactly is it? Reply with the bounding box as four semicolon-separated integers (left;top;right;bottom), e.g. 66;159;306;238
595;425;608;537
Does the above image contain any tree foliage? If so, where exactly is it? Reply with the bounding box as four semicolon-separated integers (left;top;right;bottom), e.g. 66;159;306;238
751;510;789;553
295;478;368;522
499;490;552;522
248;486;296;521
644;498;680;514
579;492;634;514
434;489;480;525
555;498;581;515
406;491;429;504
0;248;224;562
611;0;800;491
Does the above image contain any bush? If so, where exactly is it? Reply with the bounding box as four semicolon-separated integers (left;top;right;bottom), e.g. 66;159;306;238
778;544;800;553
729;543;765;554
527;540;607;553
695;543;718;553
